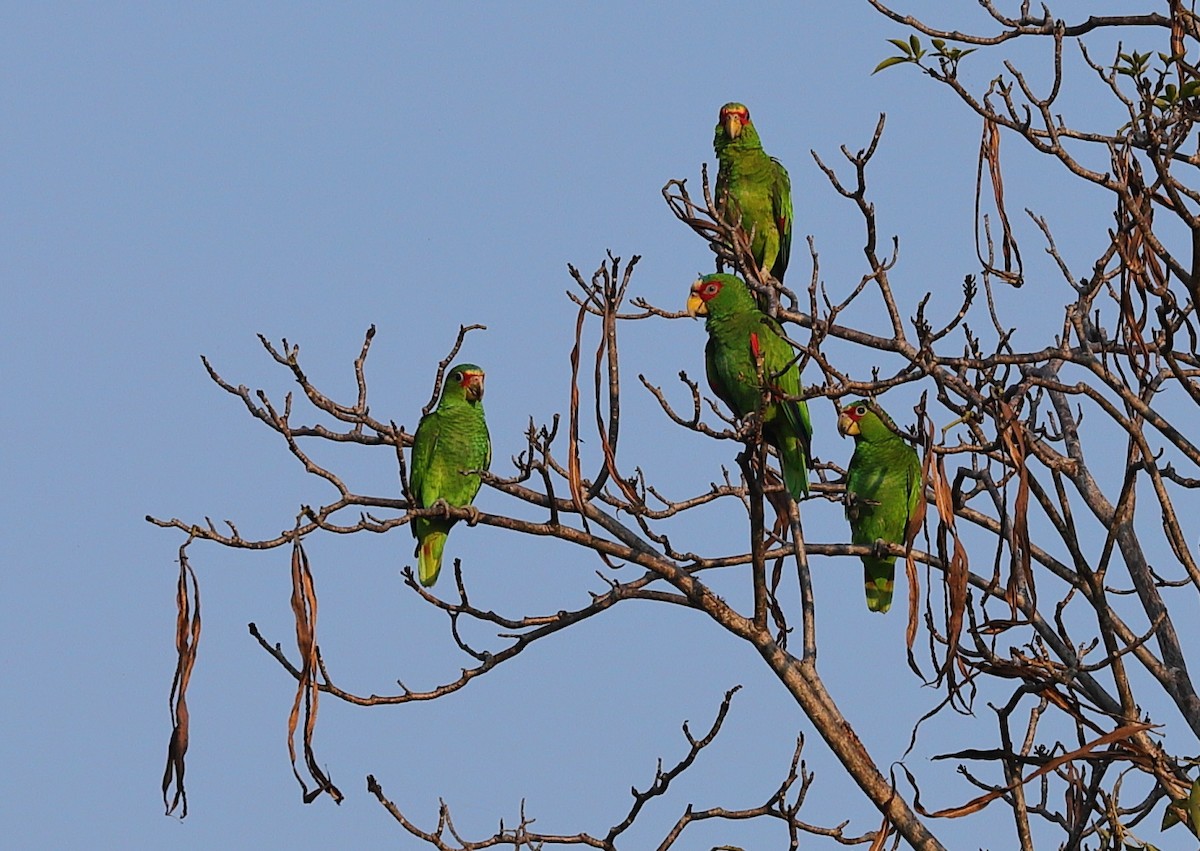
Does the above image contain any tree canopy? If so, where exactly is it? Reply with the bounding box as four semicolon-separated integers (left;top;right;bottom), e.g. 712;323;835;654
153;4;1200;849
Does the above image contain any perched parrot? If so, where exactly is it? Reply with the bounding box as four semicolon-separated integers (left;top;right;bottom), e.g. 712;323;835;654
409;363;491;587
713;102;792;284
687;273;811;499
837;400;923;613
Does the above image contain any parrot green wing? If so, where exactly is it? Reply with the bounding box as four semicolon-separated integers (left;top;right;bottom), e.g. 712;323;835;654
843;404;922;613
756;314;811;498
409;409;441;510
769;158;792;283
410;406;454;587
759;314;810;445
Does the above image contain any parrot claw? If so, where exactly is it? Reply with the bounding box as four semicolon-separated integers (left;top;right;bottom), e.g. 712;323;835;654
430;498;452;517
844;492;881;522
464;505;482;526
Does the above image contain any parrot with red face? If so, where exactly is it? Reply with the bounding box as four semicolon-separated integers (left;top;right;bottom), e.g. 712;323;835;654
837;400;922;613
713;102;792;284
410;364;491;587
687;273;811;499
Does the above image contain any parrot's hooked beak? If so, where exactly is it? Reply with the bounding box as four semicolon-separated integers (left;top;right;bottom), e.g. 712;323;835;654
723;113;744;140
837;410;859;437
461;371;485;402
686;280;707;318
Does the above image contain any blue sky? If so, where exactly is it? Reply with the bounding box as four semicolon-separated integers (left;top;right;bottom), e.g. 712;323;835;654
2;2;1181;848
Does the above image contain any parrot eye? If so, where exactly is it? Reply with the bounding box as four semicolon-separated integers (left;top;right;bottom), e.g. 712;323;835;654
854;405;867;416
704;283;719;295
452;371;462;382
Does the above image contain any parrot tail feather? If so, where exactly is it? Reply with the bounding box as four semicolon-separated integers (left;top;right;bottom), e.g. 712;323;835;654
863;556;895;614
418;530;448;587
774;433;810;500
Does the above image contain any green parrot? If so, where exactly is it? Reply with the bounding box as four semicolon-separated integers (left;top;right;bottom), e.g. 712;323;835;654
837;400;923;613
687;273;811;499
409;363;491;587
713;102;792;284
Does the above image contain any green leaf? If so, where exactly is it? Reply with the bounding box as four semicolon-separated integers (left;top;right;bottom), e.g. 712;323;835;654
932;38;946;50
941;47;976;63
887;38;913;56
909;34;921;56
1163;800;1181;829
873;55;912;74
1182;80;1200;98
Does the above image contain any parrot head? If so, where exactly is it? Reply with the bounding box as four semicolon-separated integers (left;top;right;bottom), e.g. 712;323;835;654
838;400;895;441
444;363;485;404
687;273;755;318
718;102;752;140
837;401;869;437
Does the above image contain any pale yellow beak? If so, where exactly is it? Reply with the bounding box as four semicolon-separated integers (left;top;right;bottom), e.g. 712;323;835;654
686;290;707;318
463;372;485;402
723;114;743;139
837;411;859;437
